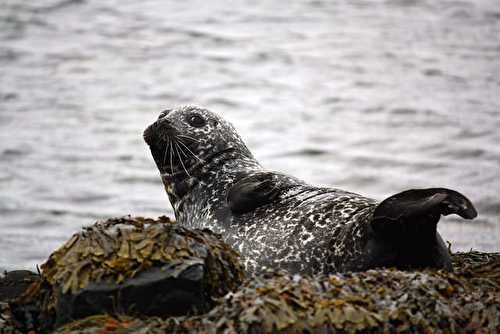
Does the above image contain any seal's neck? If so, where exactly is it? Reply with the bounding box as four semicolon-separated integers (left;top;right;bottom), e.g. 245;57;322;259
162;147;261;213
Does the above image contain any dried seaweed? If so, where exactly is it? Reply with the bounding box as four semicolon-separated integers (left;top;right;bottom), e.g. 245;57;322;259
13;216;245;331
51;314;146;334
0;302;23;334
9;219;500;334
452;251;500;290
70;251;498;334
40;216;243;296
159;267;499;333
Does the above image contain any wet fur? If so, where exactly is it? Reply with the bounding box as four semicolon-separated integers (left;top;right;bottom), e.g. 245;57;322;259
144;106;477;275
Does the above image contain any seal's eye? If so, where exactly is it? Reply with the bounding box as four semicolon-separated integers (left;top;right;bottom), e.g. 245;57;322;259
158;109;171;119
187;113;206;128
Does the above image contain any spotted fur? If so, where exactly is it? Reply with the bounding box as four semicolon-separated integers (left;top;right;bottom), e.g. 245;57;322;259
144;106;475;275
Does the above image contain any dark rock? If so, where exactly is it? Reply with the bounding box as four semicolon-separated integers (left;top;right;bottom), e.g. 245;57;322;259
0;302;22;334
0;271;39;302
0;271;39;334
12;216;245;332
6;217;500;333
52;314;158;334
58;251;498;334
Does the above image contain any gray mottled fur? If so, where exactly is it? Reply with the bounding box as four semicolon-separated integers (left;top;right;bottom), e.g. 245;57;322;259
144;106;383;275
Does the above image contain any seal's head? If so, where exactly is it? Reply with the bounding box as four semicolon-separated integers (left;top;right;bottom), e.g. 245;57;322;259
143;106;253;178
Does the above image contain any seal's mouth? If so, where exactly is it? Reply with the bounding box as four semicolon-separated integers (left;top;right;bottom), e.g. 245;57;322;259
143;122;198;176
144;116;239;179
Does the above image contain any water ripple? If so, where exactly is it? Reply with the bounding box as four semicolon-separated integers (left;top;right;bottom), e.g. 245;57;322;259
1;0;499;269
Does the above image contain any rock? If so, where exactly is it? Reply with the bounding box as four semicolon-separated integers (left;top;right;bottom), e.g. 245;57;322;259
163;267;499;333
0;271;39;303
12;216;245;332
52;314;156;334
56;251;499;333
0;271;39;334
6;217;500;333
0;302;22;334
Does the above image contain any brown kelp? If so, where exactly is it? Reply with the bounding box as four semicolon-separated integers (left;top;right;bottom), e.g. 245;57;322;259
12;216;244;332
6;216;500;333
54;251;499;334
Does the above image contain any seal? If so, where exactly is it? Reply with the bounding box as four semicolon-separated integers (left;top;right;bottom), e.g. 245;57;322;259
144;106;477;275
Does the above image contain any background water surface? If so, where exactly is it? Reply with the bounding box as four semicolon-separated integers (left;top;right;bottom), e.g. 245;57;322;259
1;0;499;270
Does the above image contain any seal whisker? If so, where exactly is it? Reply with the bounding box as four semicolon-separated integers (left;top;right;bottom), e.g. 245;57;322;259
176;140;192;163
169;140;174;175
163;145;168;165
176;142;188;158
177;135;201;144
177;139;204;164
177;134;200;143
175;141;191;177
162;137;170;165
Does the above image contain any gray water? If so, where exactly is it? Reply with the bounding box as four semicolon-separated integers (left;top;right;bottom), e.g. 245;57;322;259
1;0;499;271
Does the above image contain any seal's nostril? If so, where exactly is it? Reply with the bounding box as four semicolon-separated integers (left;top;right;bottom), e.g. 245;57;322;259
143;125;156;145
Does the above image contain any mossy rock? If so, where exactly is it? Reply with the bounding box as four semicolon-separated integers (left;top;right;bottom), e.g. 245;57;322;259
59;251;498;334
172;251;498;333
1;271;39;334
0;271;40;303
8;219;500;334
13;216;244;331
52;314;151;334
1;302;22;334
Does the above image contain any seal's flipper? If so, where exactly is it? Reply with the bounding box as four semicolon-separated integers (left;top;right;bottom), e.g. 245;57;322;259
366;188;477;271
373;188;477;224
227;172;283;214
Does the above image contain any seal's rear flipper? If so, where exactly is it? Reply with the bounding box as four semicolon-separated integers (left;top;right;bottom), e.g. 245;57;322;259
373;188;477;223
367;188;477;271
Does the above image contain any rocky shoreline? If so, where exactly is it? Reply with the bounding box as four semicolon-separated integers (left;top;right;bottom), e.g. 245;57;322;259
1;216;499;333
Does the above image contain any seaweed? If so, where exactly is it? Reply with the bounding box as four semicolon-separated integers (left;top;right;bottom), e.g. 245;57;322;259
157;262;499;333
12;216;245;332
7;217;500;333
70;251;497;334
